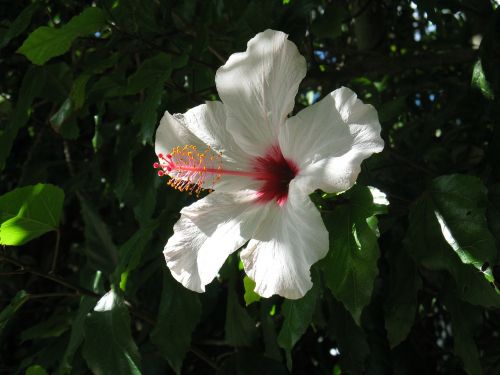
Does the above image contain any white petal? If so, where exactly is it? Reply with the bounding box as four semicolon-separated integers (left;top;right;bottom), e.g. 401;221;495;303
164;191;264;292
280;87;384;194
155;102;254;192
155;110;204;158
240;183;329;299
215;29;306;156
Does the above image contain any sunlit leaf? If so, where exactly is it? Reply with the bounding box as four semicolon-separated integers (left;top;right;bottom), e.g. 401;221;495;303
0;184;64;246
320;185;386;324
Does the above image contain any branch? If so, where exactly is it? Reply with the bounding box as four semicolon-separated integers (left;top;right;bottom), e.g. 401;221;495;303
0;253;219;370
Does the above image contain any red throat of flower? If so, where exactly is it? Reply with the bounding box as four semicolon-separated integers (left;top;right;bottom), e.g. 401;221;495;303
154;144;298;205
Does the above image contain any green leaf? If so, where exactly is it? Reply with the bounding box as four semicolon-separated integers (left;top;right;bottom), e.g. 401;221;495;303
0;66;45;171
113;221;159;289
443;292;483;375
56;296;97;375
243;276;260;306
325;292;370;374
126;53;174;95
82;290;141;375
429;175;496;279
81;199;118;275
50;98;79;139
319;185;384;324
150;272;201;374
277;283;318;368
225;284;257;347
0;3;39;49
384;249;422;348
25;365;48;375
407;176;500;308
18;7;106;65
487;183;500;249
133;82;164;144
70;73;91;110
0;290;29;337
472;60;494;100
0;184;64;246
21;312;72;342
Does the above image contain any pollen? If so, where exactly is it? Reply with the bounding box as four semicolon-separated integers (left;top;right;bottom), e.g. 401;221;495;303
154;145;222;196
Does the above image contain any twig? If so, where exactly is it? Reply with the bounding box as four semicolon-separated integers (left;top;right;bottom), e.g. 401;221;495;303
0;253;100;298
0;253;219;370
189;347;219;370
28;292;81;299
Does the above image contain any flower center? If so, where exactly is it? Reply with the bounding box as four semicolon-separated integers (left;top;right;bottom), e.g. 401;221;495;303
252;145;299;206
154;144;298;204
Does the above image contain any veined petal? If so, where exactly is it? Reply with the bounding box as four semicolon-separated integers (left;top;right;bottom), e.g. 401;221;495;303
215;29;306;156
155;102;246;166
164;191;264;292
240;183;329;299
155;102;254;192
280;87;384;194
155;110;205;158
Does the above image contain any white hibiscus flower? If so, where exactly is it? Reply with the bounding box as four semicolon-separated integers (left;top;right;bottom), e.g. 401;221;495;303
154;29;384;299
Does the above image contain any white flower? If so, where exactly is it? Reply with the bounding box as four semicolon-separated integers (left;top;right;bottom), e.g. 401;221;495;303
154;30;384;299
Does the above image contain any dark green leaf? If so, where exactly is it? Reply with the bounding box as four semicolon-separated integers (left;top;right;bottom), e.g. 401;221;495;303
81;199;118;275
443;292;483;375
113;221;159;289
50;98;79;139
21;311;72;342
429;175;496;279
487;183;500;249
126;53;175;95
56;296;97;375
277;284;318;367
326;292;370;374
0;3;39;49
69;74;91;110
407;177;500;308
225;284;257;347
151;272;201;374
133;82;164;144
82;290;141;375
0;66;45;171
18;7;106;65
25;365;48;375
384;249;422;348
0;290;29;337
0;183;64;246
320;185;385;324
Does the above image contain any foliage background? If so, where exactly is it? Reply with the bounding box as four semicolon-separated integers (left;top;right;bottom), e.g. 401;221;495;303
1;0;500;374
